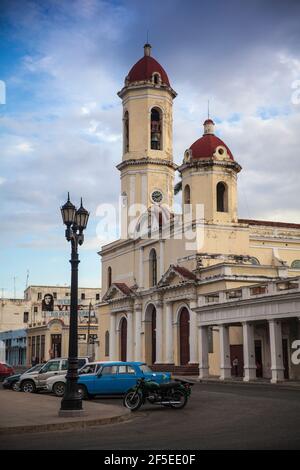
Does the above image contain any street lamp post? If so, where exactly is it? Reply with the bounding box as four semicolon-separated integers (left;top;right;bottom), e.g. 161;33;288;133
59;193;89;416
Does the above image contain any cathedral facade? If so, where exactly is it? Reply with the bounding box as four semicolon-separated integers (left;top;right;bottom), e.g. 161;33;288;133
97;44;300;382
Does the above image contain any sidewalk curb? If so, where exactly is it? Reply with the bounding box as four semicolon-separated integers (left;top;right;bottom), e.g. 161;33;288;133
174;376;300;391
0;410;131;435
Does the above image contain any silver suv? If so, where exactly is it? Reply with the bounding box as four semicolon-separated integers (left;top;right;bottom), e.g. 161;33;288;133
18;357;90;393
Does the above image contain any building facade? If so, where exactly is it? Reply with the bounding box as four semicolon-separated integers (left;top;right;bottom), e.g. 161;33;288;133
25;286;101;365
0;298;30;332
0;285;101;366
97;44;300;381
0;329;27;366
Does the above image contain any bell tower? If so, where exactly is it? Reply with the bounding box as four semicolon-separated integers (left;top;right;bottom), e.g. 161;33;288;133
180;119;242;225
117;44;177;228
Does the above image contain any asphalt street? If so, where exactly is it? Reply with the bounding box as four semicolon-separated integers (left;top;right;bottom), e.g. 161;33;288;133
1;382;300;450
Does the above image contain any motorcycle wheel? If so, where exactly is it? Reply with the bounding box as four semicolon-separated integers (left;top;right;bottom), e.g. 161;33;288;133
170;390;188;409
123;391;143;411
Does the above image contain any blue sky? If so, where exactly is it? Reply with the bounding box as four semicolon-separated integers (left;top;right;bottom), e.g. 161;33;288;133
1;0;300;297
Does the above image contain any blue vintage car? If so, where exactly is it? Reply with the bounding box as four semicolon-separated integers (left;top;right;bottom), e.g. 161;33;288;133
77;361;171;398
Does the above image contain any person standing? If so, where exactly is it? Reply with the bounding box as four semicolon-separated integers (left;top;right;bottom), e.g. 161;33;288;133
232;356;239;377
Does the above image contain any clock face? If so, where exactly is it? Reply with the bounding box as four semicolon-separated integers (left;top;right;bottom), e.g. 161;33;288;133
151;190;163;203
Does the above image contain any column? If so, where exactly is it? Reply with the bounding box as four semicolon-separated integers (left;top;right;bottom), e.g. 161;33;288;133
109;313;117;360
219;324;231;380
126;311;134;361
155;302;163;364
189;305;198;364
242;322;256;381
269;319;284;383
134;305;142;361
198;325;209;378
165;302;174;364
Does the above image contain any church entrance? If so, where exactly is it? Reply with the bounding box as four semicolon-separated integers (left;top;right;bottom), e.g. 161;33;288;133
120;317;127;362
144;304;157;365
179;307;190;365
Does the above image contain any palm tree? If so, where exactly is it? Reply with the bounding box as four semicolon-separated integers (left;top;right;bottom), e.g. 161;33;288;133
174;174;182;195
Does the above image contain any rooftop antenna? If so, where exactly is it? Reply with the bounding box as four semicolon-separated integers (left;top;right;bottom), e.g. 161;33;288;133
146;29;149;44
25;270;30;289
208;99;210;119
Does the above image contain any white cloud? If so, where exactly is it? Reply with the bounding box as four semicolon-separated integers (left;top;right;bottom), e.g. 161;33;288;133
1;0;300;290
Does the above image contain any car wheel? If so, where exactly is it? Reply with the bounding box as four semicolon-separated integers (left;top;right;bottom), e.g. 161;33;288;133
12;381;19;392
53;381;66;397
77;384;89;400
21;380;36;393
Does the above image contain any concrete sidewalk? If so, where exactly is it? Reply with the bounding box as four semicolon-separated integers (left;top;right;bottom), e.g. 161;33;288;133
175;375;300;390
0;390;130;435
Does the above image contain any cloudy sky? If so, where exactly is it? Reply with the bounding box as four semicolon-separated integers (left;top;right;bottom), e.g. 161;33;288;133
0;0;300;297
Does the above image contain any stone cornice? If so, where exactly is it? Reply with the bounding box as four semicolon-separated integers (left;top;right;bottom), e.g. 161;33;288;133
178;158;242;174
117;158;178;172
118;82;177;100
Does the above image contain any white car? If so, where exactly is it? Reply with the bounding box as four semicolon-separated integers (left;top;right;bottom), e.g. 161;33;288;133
18;357;90;393
46;361;104;396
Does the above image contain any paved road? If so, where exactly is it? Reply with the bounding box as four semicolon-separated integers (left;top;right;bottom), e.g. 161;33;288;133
1;382;300;450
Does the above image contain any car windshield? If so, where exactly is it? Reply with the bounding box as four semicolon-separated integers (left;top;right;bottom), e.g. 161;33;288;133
139;364;153;373
25;364;43;374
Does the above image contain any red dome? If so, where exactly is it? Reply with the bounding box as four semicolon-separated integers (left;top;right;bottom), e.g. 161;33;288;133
190;134;234;160
127;46;170;86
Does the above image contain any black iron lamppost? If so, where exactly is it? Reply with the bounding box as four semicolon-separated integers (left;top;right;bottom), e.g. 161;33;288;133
59;193;89;416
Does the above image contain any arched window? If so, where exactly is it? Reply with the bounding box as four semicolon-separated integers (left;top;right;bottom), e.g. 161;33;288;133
184;185;191;205
107;266;112;288
105;330;109;357
291;260;300;269
150;107;162;150
216;182;228;212
153;73;160;85
250;257;260;265
124;111;129;153
149;249;157;287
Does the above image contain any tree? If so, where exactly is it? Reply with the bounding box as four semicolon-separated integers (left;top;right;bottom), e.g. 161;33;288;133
174;174;182;195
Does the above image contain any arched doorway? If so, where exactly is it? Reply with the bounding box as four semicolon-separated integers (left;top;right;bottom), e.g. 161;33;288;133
120;317;127;361
179;307;190;365
144;304;157;365
151;307;156;365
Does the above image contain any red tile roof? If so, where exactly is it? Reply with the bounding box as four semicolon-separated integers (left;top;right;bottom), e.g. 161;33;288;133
173;266;197;280
127;55;170;86
190;133;234;160
113;283;133;296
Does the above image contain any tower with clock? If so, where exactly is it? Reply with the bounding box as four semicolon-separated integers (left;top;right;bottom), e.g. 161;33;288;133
117;43;177;233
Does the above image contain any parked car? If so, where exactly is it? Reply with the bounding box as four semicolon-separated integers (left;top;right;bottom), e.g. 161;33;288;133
76;362;171;399
18;357;91;393
0;362;15;381
2;364;43;391
46;361;104;396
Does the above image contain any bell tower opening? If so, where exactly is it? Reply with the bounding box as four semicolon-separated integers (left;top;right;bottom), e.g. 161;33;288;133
124;111;129;153
216;182;228;212
150;107;162;150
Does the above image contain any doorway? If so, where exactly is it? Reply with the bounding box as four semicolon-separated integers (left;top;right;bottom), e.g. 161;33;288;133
255;340;263;378
179;307;190;365
51;334;61;358
151;307;156;364
282;338;289;379
120;317;127;362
